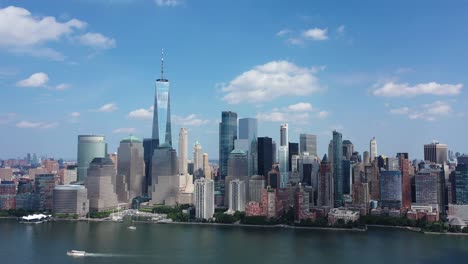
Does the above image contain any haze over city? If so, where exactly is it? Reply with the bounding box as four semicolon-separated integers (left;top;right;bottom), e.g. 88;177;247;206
1;0;467;160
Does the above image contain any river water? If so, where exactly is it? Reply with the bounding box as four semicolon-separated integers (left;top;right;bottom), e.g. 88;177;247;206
0;219;467;264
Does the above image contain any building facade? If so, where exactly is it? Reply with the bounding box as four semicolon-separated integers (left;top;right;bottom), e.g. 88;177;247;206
424;142;448;165
85;158;119;212
178;128;188;175
333;131;344;207
116;136;145;203
299;134;317;156
194;178;214;220
380;170;402;209
77;135;106;183
53;185;89;216
229;179;246;212
219;111;238;179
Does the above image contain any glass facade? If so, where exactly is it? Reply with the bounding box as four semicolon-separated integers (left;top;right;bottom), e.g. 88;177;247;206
332;131;343;207
152;80;172;147
219;111;238;179
455;164;468;204
257;137;273;179
278;145;288;188
239;118;258;177
300;134;317;156
380;170;402;209
77;135;106;183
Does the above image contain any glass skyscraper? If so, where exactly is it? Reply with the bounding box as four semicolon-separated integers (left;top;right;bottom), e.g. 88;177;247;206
219;111;238;179
77;135;106;183
300;134;317;156
380;170;402;209
152;52;172;147
257;137;273;179
332;130;343;207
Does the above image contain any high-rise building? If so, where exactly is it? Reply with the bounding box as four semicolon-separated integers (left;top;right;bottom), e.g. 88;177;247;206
194;178;214;220
280;124;288;146
43;159;59;174
272;141;277;164
143;138;158;194
317;154;333;208
77;135;106;183
85;158;119;212
152;50;172;147
300;134;317;156
257;137;273;178
193;141;203;177
107;153;118;171
424;142;448;165
342;140;354;160
288;142;299;172
229;179;246;212
34;174;56;211
151;146;179;205
299;153;314;186
380;170;402;209
63;165;77;185
249;175;265;203
363;151;370;166
116;136;145;203
203;153;211;180
278;145;289;188
178;128;188;175
343;159;352;195
333;131;344;207
225;150;249;206
399;156;412;209
239;118;258;177
370;137;378;162
16;178;34;210
53;185;89;216
219;111;238;179
415;169;440;208
267;168;281;189
455;163;468;204
0;181;16;210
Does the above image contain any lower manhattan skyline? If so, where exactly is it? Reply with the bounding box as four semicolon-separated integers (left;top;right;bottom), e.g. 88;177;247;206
0;1;467;160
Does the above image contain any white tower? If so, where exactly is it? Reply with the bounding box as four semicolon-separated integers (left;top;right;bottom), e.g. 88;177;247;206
194;178;214;220
280;123;288;147
370;137;378;162
193;141;203;176
178;128;188;175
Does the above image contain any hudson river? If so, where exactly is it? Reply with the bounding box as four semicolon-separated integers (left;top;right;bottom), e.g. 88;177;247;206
1;219;467;264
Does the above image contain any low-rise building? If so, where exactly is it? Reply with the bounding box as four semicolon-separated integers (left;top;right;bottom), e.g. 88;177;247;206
406;204;439;222
53;185;89;216
328;208;360;225
245;201;264;216
0;181;16;210
448;204;468;225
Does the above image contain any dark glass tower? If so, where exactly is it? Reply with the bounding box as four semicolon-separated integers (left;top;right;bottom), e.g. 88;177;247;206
332;130;343;207
288;142;299;171
257;137;273;179
219;111;238;179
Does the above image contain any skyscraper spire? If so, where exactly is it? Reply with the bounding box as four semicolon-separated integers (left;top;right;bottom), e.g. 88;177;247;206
161;48;164;80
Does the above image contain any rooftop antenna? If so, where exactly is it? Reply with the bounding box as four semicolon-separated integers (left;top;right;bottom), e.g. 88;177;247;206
161;48;164;80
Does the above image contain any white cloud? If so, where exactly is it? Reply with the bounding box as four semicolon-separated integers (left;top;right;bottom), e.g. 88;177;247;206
276;29;291;37
172;114;209;126
16;72;49;87
97;103;118;112
16;120;58;129
127;106;153;120
69;112;80;117
221;61;323;104
113;127;136;134
390;101;452;121
286;38;304;46
78;32;116;49
9;46;65;61
302;28;328;40
55;83;70;91
373;81;463;97
287;102;313;112
0;6;86;47
154;0;181;6
317;110;329;119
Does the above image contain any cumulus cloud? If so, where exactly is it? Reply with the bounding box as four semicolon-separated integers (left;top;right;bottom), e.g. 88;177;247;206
221;61;323;104
16;120;58;129
16;72;49;87
276;29;291;36
172;114;209;126
78;32;116;49
127;106;153;120
256;102;328;124
113;127;136;134
97;103;118;112
389;101;452;121
302;28;328;40
154;0;181;6
55;83;70;91
373;81;463;97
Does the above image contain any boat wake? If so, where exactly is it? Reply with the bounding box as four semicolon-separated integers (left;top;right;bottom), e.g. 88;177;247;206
83;253;142;258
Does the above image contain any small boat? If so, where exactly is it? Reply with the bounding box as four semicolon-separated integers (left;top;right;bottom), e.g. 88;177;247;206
67;250;86;257
127;226;136;230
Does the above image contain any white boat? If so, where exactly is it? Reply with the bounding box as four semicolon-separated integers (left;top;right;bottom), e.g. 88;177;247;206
127;226;136;230
67;250;86;257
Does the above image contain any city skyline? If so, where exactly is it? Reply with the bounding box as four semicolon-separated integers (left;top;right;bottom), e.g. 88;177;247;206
1;1;468;160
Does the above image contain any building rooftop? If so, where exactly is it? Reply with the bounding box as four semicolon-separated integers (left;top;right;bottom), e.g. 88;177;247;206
121;135;142;143
90;157;114;166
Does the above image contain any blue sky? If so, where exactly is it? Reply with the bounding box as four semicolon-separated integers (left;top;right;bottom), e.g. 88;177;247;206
0;0;467;160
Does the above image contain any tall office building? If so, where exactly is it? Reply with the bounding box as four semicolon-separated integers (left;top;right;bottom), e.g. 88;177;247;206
249;175;265;203
415;169;441;208
0;181;16;210
455;163;468;204
363;151;370;166
288;142;299;172
193;141;203;177
229;179;246;212
85;158;119;212
317;154;333;207
370;137;378;162
342;140;354;160
151;146;179;205
239;118;258;177
53;185;89;216
219;111;238;179
332;131;344;207
343;159;352;195
203;153;211;180
194;178;214;220
272;141;277;164
424;142;448;165
380;170;402;209
77;135;106;183
299;153;314;186
278;145;289;188
280;124;288;146
257;137;273;178
116;136;145;203
178;128;188;175
225;150;249;206
34;174;56;211
399;156;412;209
143;138;157;194
152;49;172;147
300;134;317;156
